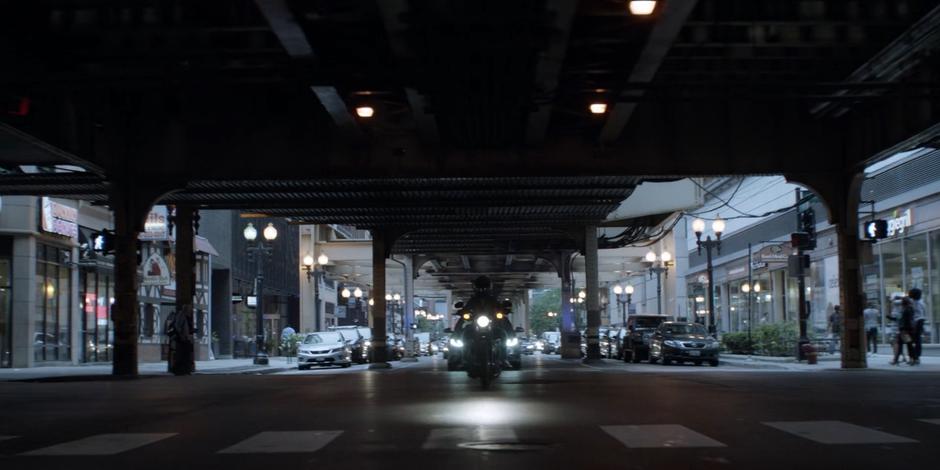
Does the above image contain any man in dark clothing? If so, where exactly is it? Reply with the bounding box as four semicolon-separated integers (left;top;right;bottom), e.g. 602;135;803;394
908;288;926;365
828;306;842;354
891;298;915;365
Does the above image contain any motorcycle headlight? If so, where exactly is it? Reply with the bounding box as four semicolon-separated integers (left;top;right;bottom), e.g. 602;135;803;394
476;315;491;328
449;338;464;348
505;337;519;347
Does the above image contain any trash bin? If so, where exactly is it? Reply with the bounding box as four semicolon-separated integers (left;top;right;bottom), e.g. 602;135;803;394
801;343;817;365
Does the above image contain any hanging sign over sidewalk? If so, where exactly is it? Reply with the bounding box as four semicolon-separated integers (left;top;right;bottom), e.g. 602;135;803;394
141;252;171;286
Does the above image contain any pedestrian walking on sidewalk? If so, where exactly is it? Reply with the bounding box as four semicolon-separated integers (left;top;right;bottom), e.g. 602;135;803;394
863;302;879;354
828;306;842;354
890;297;915;366
909;288;926;366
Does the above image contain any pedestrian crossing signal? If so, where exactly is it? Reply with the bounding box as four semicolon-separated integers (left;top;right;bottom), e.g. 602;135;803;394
91;230;115;254
864;220;888;240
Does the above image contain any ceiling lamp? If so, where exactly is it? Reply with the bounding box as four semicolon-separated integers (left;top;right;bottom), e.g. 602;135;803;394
628;1;657;16
355;106;374;118
589;103;607;114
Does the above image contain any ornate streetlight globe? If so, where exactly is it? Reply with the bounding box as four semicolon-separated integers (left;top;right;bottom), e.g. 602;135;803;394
243;223;257;241
753;283;761;293
578;290;586;299
741;283;750;293
368;298;374;306
353;287;363;298
385;294;392;301
613;285;623;295
393;293;401;301
302;254;314;268
692;218;706;234
645;250;657;263
712;216;726;235
625;285;634;294
263;223;278;241
317;253;329;265
660;251;672;263
341;287;351;298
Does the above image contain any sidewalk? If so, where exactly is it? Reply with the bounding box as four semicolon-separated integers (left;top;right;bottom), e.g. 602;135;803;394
0;357;296;382
722;352;940;372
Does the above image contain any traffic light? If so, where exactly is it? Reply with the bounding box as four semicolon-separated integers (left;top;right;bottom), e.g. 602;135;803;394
798;208;816;250
864;220;888;240
790;232;815;251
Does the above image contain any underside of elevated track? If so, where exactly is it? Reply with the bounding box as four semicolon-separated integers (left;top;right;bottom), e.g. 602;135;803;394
1;0;939;374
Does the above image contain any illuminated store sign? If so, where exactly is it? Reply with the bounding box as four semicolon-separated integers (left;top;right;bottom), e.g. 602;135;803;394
886;208;913;237
40;197;78;240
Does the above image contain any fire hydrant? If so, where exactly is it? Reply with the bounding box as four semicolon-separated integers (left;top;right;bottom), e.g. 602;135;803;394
801;343;818;365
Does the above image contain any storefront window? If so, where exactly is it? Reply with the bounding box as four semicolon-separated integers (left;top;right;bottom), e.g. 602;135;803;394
808;260;827;335
0;239;11;367
751;272;773;326
81;268;113;362
728;281;745;332
930;231;940;344
35;244;72;362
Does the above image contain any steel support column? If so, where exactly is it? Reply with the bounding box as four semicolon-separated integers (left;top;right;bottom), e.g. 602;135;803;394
401;254;417;362
110;187;151;377
584;225;602;361
559;251;579;358
370;231;390;368
787;171;868;368
171;205;196;375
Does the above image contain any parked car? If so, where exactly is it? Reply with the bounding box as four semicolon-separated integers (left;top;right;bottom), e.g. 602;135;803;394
297;332;352;369
648;322;720;366
331;326;368;363
606;328;625;359
621;315;669;363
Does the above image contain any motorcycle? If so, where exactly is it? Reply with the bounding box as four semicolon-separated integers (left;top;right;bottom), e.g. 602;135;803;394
463;312;501;389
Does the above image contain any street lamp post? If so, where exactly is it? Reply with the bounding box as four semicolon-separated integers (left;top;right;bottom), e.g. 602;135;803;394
645;250;673;316
302;252;330;331
244;222;278;365
692;217;725;335
612;284;634;325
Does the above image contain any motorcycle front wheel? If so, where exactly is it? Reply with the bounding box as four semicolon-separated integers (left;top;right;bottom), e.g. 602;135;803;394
481;348;492;390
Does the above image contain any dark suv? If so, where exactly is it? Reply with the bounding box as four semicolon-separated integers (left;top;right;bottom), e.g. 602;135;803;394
621;315;669;363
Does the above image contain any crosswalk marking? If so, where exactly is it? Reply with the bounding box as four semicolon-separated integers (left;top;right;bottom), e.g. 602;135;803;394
21;433;176;456
602;425;725;448
423;427;518;449
919;419;940;426
763;421;917;445
218;431;343;454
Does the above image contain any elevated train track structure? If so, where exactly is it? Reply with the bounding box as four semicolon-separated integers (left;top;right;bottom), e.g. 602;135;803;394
1;0;939;373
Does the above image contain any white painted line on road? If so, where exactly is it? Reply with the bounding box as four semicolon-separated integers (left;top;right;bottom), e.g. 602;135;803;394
423;427;517;449
21;433;176;456
602;425;726;448
218;431;342;454
0;435;17;442
763;421;917;445
919;418;940;426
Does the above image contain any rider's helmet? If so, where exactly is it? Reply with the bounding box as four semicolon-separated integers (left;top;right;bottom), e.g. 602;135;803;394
473;276;491;292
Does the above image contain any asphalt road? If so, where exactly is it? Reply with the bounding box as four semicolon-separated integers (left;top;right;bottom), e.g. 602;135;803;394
1;355;938;469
